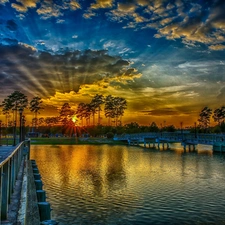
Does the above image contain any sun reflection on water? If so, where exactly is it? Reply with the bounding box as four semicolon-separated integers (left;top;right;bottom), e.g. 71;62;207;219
30;145;225;225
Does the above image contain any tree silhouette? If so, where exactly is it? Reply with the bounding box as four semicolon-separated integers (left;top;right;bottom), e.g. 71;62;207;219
90;94;105;125
29;96;43;132
1;91;28;127
114;97;127;126
213;106;225;126
198;106;212;131
104;95;115;126
76;102;91;126
104;95;127;126
1;99;11;127
59;103;74;125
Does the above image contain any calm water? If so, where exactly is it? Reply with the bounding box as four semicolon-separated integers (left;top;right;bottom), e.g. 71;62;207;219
30;144;225;225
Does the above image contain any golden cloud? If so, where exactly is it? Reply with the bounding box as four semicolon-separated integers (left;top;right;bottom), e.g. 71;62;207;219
11;0;39;12
0;0;9;4
90;0;114;9
209;44;225;51
70;0;81;10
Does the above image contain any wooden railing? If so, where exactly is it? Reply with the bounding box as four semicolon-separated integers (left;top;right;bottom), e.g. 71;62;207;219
0;140;30;221
114;132;225;145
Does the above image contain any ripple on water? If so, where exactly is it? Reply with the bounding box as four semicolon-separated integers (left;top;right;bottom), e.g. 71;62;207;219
31;145;225;225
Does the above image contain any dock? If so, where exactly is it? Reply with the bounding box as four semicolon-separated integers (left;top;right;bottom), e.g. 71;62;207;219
0;141;56;225
114;132;225;152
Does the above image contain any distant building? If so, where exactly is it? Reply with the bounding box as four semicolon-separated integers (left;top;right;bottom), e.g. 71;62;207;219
27;132;39;137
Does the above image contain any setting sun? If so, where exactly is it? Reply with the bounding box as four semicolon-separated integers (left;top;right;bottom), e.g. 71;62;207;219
72;115;78;124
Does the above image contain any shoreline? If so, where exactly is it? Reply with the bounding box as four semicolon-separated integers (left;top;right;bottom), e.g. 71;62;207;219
30;137;127;145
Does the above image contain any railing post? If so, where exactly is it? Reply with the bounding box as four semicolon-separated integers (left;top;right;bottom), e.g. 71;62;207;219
0;167;2;221
9;157;15;195
27;139;31;160
1;161;10;220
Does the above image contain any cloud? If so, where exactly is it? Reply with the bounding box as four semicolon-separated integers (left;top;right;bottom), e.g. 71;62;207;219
2;38;18;45
11;0;39;12
69;0;81;10
6;20;17;31
18;42;37;51
83;0;114;19
102;0;225;50
56;19;65;24
142;108;185;116
36;2;63;19
0;44;142;100
209;44;225;51
11;0;81;18
90;0;114;9
0;0;9;4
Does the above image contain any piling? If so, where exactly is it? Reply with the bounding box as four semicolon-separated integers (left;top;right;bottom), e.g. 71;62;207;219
36;190;46;202
31;160;57;223
38;202;51;221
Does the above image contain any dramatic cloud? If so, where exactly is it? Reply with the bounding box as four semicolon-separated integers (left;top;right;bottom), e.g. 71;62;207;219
6;20;17;31
11;0;39;12
11;0;81;17
1;0;225;126
103;0;225;50
0;44;141;99
90;0;114;9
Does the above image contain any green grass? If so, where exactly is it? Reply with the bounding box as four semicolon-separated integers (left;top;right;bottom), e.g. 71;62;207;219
29;137;127;145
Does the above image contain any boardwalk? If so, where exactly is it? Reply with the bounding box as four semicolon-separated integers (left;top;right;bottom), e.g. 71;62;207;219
0;142;29;223
114;132;225;152
0;145;17;163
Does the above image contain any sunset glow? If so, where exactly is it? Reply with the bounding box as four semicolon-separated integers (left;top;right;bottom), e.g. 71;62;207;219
72;115;78;124
1;0;225;127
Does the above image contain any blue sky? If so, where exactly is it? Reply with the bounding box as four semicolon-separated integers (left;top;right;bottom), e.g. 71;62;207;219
0;0;225;126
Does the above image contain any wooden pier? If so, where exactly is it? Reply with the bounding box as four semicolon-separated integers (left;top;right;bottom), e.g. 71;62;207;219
115;132;225;152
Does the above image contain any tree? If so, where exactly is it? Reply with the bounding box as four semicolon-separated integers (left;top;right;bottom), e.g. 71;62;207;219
124;122;140;133
104;95;127;126
1;91;28;127
198;107;212;131
104;95;114;126
90;94;105;125
76;103;86;126
76;103;91;126
83;103;92;126
213;106;225;126
114;97;127;126
29;96;43;131
38;117;45;126
1;99;11;127
59;103;74;126
149;122;159;132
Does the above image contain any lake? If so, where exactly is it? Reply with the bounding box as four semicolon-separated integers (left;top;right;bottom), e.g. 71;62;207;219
30;144;225;225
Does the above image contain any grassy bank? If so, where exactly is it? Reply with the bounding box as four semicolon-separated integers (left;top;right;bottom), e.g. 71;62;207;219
30;137;127;145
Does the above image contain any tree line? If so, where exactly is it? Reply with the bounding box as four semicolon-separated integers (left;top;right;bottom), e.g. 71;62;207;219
1;91;42;130
1;91;225;137
198;106;225;133
0;91;127;132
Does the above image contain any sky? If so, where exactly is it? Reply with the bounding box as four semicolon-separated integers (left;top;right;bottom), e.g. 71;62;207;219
0;0;225;127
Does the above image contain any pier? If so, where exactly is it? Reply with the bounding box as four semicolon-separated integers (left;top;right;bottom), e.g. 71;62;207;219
114;132;225;152
0;140;55;225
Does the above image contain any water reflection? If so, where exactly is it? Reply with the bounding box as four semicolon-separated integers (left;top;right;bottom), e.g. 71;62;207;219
31;145;225;225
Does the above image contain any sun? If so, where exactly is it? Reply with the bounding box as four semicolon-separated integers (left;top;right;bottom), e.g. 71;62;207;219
72;115;78;123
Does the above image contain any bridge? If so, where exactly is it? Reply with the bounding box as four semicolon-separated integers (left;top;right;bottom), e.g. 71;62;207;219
0;140;56;225
114;132;225;152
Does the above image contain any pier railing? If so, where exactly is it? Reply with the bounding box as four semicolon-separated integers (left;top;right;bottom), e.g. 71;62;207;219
0;140;30;221
114;132;225;145
0;137;20;146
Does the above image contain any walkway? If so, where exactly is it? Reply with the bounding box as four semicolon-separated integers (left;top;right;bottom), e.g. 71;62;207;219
0;145;17;163
114;132;225;152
